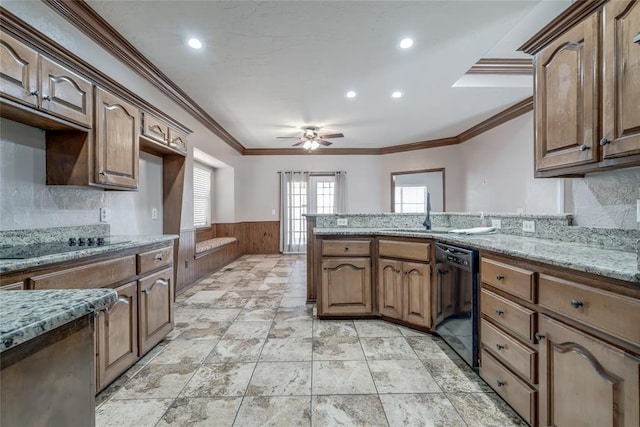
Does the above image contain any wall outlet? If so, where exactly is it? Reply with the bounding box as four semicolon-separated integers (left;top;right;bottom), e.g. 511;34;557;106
100;207;109;222
636;199;640;223
522;220;536;233
337;218;348;226
151;208;158;220
271;209;276;215
491;219;502;229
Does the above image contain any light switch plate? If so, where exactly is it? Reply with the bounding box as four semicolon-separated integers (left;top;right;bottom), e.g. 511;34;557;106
491;219;502;229
522;220;535;233
100;208;109;222
152;208;158;220
337;218;348;226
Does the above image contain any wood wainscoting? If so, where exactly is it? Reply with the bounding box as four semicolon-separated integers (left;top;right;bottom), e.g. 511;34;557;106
176;221;280;295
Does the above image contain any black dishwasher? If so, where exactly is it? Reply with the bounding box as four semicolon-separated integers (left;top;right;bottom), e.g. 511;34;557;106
434;242;479;369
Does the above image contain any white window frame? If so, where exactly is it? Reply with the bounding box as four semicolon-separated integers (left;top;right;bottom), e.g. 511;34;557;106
394;185;428;213
193;163;212;228
308;175;336;214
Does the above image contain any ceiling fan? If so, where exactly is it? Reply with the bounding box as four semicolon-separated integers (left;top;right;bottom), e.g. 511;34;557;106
277;126;344;150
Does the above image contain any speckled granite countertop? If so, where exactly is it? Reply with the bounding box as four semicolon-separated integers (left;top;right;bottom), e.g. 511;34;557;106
0;289;117;352
0;235;177;274
314;228;640;284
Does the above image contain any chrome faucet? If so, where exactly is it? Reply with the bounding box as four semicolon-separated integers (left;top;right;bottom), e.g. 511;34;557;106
423;192;431;230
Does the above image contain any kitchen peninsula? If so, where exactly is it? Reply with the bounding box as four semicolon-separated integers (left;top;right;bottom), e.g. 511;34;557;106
307;212;640;426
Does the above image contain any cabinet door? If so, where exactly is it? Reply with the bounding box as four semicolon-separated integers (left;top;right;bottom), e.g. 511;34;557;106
168;127;188;154
534;12;600;173
434;262;455;326
321;257;371;315
378;258;403;319
538;315;640;427
96;281;138;391
403;261;431;328
94;87;139;189
138;268;173;355
40;56;92;127
602;0;640;159
0;31;38;106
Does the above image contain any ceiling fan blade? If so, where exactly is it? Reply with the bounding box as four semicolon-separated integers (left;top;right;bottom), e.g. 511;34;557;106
319;133;344;139
277;136;301;139
318;140;333;146
291;141;305;147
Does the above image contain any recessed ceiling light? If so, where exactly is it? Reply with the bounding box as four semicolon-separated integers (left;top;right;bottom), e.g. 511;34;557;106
188;38;202;49
391;91;403;98
346;91;357;98
399;38;413;49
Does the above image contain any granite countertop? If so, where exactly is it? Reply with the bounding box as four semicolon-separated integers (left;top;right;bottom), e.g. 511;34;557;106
315;228;640;284
0;234;178;274
0;289;118;353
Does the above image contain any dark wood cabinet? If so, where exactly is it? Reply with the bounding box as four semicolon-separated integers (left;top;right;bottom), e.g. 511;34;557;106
94;87;139;189
39;56;92;127
138;268;173;354
96;281;138;390
378;258;404;319
0;31;38;107
402;261;431;328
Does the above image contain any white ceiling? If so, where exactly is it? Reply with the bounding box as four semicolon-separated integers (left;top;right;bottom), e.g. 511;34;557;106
86;0;570;150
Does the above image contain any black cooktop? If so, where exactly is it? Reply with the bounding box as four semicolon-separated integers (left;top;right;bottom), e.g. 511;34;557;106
0;237;131;259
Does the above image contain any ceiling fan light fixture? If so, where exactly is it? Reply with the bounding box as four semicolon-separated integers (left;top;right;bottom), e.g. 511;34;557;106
187;38;202;49
399;38;413;49
303;140;312;150
346;91;357;98
392;91;403;98
310;141;320;150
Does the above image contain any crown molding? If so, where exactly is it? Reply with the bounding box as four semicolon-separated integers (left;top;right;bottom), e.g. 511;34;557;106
379;137;460;155
457;96;533;143
466;58;532;75
42;0;246;154
244;148;381;156
518;0;607;54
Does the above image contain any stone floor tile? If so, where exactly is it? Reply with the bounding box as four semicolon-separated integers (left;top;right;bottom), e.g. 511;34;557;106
246;361;312;396
183;290;227;304
235;307;278;321
313;336;366;361
222;321;272;340
423;359;493;393
275;306;315;322
194;308;241;323
234;396;311;427
406;335;458;360
447;392;528;427
311;395;388;427
354;320;403;337
313;320;358;338
180;362;255;397
279;297;308;308
170;321;231;341
111;363;198;399
360;337;419;360
95;398;173;427
268;319;313;338
380;393;466;427
155;397;242;427
312;361;376;395
368;359;441;394
205;338;265;363
260;337;313;361
150;339;218;365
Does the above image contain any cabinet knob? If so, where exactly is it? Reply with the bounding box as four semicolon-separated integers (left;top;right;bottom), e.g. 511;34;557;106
495;344;505;350
495;309;504;316
344;247;349;251
535;332;545;341
599;138;611;146
579;144;590;151
570;299;583;309
496;274;504;281
30;90;38;97
42;95;51;101
496;380;506;387
154;254;163;261
99;171;106;176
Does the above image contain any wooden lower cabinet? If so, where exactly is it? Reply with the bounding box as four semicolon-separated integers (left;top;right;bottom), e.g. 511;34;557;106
378;258;431;328
538;315;640;427
138;268;173;354
96;281;138;391
320;257;372;316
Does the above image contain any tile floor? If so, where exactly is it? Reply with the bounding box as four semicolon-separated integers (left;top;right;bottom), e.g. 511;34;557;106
96;254;527;427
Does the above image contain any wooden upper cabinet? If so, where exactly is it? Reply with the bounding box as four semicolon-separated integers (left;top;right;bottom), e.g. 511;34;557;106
168;127;188;154
141;111;168;143
94;87;139;189
0;31;38;107
39;57;92;127
534;12;600;174
602;0;640;159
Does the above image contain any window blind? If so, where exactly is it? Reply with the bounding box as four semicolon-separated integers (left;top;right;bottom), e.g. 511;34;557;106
193;164;211;227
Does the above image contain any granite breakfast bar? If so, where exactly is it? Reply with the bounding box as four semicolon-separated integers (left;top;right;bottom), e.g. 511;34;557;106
0;289;117;427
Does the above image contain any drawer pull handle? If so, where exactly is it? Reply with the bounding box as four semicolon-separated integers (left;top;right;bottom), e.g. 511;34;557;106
570;299;583;309
42;95;51;101
495;344;505;350
154;254;163;261
344;247;349;251
535;332;545;341
30;90;39;96
142;278;168;294
496;274;504;280
495;309;505;316
496;380;506;387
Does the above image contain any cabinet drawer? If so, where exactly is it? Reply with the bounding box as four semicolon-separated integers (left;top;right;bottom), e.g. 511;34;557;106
379;240;430;262
29;256;136;290
481;289;535;342
322;240;370;257
137;246;173;275
538;274;640;346
481;320;537;384
141;112;168;143
481;349;537;426
481;257;535;302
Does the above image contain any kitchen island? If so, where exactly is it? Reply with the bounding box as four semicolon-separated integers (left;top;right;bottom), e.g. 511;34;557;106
0;289;117;427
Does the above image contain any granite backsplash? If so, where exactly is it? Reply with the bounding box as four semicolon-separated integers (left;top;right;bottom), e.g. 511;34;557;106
0;224;111;246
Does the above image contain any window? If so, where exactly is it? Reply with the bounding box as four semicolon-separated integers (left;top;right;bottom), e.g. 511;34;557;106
309;176;336;214
394;185;427;213
193;163;212;227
